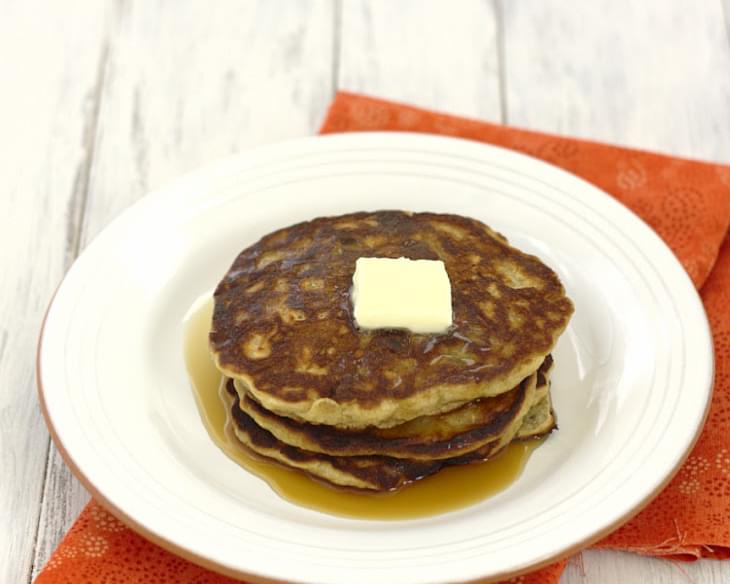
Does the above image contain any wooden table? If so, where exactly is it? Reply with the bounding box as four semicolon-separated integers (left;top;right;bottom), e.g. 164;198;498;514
3;1;729;582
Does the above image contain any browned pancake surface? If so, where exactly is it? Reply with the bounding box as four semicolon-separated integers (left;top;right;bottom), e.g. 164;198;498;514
225;383;440;491
233;357;551;460
211;211;573;427
225;383;545;492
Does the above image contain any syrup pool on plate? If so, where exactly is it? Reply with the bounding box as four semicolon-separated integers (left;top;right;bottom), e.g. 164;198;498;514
183;295;541;520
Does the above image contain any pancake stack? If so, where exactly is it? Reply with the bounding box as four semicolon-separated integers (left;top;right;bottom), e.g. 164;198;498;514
209;211;573;491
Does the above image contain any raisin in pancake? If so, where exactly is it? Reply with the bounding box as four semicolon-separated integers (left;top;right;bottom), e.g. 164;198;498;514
224;378;545;491
233;357;549;460
211;211;573;429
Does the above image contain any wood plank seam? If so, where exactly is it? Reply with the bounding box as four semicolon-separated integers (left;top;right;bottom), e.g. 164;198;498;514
493;0;509;124
65;42;111;265
332;0;342;93
28;39;111;584
27;443;53;584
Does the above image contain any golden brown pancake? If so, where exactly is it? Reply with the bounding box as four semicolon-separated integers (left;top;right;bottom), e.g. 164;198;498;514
224;379;546;491
233;357;551;460
211;211;573;428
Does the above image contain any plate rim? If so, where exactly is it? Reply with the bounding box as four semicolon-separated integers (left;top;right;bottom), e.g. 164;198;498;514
36;131;715;584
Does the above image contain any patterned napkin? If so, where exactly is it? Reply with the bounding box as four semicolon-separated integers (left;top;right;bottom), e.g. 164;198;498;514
36;93;730;584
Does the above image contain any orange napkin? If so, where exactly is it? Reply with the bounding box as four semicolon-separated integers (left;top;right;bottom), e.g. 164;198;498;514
36;93;730;584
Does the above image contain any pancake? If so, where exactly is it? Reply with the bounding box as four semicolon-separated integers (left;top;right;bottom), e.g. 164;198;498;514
233;357;550;460
516;393;556;439
530;353;553;404
211;211;573;429
230;410;439;491
514;353;556;438
225;378;547;492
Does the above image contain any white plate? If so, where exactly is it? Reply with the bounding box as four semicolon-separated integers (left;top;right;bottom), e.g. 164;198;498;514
38;132;713;584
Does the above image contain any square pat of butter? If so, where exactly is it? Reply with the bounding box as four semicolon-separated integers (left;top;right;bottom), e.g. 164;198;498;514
352;257;453;334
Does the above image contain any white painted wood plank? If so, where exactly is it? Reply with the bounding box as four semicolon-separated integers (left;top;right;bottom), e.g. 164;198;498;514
0;1;110;583
561;550;730;583
34;1;334;575
339;0;502;121
34;1;334;576
500;0;730;162
81;0;335;245
31;0;335;572
502;1;730;581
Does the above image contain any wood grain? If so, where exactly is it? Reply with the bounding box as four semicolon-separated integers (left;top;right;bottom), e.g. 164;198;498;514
339;0;502;121
0;1;110;582
499;0;730;162
81;0;335;245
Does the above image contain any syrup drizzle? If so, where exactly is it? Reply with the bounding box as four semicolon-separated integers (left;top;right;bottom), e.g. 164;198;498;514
184;295;540;520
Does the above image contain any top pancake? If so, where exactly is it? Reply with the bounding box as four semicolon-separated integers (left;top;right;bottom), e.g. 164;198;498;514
210;211;573;428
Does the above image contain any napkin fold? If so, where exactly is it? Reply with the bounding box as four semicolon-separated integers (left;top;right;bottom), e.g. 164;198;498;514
36;93;730;584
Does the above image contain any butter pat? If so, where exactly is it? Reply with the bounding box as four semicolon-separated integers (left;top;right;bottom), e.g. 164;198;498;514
352;257;453;334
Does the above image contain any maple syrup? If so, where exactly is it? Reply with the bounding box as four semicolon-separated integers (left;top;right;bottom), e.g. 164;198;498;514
183;295;541;519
